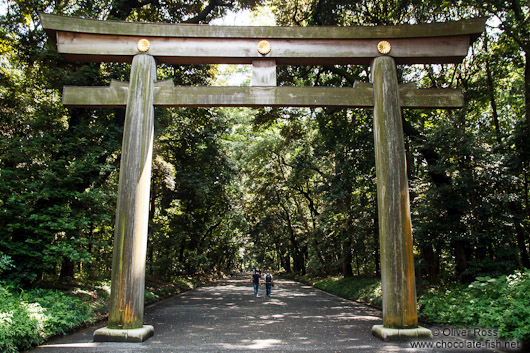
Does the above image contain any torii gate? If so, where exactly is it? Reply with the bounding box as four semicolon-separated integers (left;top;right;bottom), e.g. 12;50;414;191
40;13;485;343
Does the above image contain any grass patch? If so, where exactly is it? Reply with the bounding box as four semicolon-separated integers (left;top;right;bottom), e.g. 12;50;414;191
144;276;199;303
294;274;382;307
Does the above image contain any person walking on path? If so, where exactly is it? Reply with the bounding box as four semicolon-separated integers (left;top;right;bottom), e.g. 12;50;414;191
264;269;274;297
251;269;261;297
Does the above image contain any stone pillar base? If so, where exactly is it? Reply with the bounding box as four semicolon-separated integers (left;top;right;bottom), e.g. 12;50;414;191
372;325;432;341
93;325;154;342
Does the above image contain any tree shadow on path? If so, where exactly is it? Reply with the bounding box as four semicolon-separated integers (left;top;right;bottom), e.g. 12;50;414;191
30;274;505;352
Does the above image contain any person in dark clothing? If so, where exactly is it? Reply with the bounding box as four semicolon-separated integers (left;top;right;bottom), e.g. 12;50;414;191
264;269;274;297
251;269;261;297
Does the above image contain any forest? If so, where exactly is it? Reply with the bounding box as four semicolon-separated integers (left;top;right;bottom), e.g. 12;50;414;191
0;0;529;350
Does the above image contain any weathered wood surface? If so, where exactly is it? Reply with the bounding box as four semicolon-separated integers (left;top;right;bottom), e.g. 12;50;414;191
372;56;418;329
41;13;485;40
53;32;473;65
108;54;156;330
62;85;463;108
40;13;485;65
252;60;276;86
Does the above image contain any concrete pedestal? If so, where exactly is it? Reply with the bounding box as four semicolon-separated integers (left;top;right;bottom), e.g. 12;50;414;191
93;325;154;342
372;325;433;341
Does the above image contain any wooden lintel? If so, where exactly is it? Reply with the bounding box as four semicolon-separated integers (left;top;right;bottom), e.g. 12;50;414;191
399;86;463;109
41;13;485;41
62;85;463;109
40;13;486;65
63;85;127;107
54;32;472;65
154;86;375;107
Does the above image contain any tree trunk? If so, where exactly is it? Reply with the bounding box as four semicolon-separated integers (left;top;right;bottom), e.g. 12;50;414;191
312;238;327;272
285;250;291;273
509;202;530;268
342;232;354;277
374;214;380;276
178;240;185;263
355;253;361;276
273;234;286;271
59;257;75;280
453;239;471;282
422;244;439;284
278;195;305;274
523;166;530;220
485;37;503;146
525;50;530;136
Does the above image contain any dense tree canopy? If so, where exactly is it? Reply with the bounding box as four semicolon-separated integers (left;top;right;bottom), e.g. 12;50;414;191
0;0;528;287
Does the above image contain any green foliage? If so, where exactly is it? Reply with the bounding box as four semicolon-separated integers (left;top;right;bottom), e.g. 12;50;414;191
144;277;196;302
0;283;94;353
0;2;529;346
295;275;383;308
418;270;530;341
0;275;208;352
0;253;15;273
0;0;247;285
298;270;530;342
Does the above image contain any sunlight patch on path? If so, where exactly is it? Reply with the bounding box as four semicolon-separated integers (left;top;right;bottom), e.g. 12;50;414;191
219;338;283;350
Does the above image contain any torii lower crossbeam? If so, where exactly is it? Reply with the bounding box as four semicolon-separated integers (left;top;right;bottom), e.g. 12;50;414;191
62;83;463;109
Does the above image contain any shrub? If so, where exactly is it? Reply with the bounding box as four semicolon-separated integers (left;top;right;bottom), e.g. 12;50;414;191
0;276;204;352
0;283;94;353
300;275;383;307
418;270;530;342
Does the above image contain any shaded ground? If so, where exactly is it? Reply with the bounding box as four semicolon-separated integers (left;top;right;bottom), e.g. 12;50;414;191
30;275;520;352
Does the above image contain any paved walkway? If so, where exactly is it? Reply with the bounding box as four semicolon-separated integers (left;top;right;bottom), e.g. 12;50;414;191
30;275;516;352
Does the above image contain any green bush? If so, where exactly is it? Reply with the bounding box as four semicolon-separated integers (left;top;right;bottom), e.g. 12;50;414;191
298;275;383;307
295;269;530;343
418;270;530;342
0;276;204;352
0;284;94;353
144;277;195;302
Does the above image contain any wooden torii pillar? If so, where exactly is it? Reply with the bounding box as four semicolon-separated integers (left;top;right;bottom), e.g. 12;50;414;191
40;13;485;342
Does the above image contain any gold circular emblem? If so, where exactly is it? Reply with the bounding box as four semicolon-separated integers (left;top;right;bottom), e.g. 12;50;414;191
137;39;150;52
377;40;391;55
257;40;271;55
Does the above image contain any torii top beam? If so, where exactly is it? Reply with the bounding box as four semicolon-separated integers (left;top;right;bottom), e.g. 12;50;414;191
39;14;485;109
40;14;485;66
